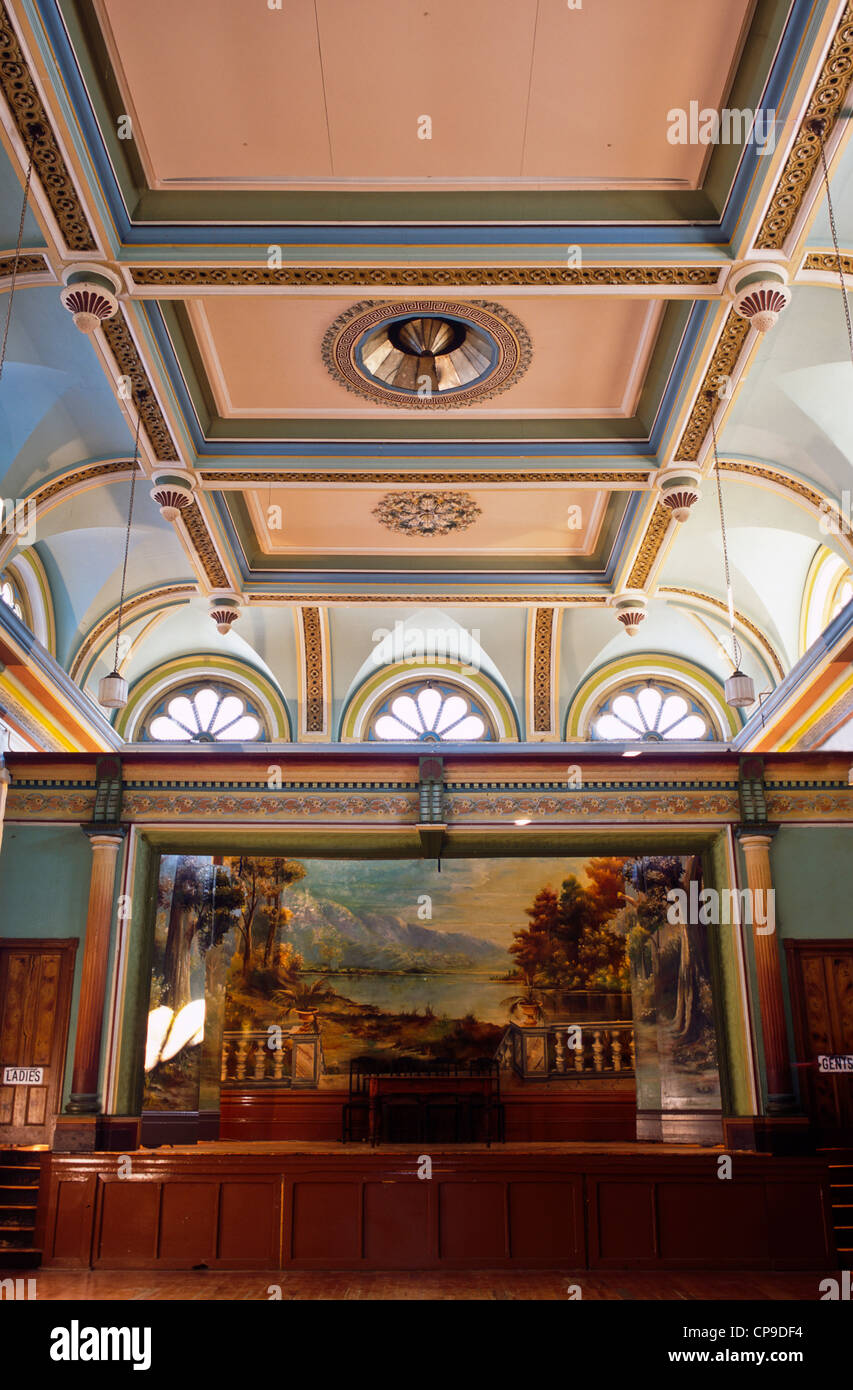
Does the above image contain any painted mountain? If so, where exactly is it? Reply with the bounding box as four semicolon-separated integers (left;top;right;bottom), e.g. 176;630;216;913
278;885;507;973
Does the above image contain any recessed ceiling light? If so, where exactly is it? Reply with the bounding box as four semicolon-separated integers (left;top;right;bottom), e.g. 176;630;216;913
514;817;532;826
622;749;642;758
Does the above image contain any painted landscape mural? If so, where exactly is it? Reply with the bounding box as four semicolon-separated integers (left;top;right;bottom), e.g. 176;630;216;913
142;853;720;1110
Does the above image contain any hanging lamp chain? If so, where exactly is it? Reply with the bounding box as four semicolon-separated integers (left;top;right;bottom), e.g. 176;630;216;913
810;117;853;371
708;403;742;671
111;397;145;675
0;123;43;387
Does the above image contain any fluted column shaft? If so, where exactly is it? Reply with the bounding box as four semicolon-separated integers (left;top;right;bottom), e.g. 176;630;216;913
739;832;793;1103
66;831;124;1113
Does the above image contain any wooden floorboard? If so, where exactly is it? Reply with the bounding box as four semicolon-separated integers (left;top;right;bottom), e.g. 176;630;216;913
3;1268;828;1300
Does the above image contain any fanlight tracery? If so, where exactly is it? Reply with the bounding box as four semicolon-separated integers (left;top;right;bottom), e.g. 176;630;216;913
369;682;491;742
145;685;263;743
592;681;712;742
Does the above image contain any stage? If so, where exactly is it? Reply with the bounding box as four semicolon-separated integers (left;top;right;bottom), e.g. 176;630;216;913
37;1139;834;1273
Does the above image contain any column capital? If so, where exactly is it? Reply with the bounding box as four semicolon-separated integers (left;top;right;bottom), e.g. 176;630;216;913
736;827;778;847
81;826;126;849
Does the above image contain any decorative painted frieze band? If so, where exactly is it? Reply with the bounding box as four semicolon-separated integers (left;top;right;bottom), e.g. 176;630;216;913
299;606;327;736
247;592;609;606
0;2;97;252
130;266;722;290
179;500;229;589
100;312;178;461
674;311;752;462
625;503;673;589
200;469;650;486
531;608;557;736
0;251;51;281
757;1;853;250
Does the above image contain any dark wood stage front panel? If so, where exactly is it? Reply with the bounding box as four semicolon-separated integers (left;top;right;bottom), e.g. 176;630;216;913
39;1146;833;1272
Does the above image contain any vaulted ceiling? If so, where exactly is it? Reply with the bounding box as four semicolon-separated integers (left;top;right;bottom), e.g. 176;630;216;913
1;0;852;751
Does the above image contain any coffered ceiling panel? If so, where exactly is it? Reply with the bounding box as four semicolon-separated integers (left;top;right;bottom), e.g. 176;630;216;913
182;294;664;419
96;0;752;191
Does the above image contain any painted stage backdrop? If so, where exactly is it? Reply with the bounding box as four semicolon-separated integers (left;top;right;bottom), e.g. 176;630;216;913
142;853;719;1110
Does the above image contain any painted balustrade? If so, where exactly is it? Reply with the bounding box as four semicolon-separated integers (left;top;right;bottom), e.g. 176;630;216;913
220;1030;325;1087
500;1020;635;1079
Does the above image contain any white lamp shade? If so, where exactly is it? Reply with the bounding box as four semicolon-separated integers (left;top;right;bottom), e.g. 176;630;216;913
725;670;756;709
99;672;128;709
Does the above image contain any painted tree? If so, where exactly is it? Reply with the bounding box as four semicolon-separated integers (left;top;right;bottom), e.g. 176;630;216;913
223;856;306;977
671;853;713;1043
508;886;559;979
161;857;210;1011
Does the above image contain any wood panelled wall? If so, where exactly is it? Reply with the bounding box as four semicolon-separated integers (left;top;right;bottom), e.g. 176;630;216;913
39;1150;833;1271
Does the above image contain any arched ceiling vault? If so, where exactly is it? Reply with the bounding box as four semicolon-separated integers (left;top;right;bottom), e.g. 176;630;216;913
1;0;853;752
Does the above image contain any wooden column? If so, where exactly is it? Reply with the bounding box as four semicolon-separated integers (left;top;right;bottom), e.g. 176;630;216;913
66;830;124;1114
738;831;793;1104
0;753;9;858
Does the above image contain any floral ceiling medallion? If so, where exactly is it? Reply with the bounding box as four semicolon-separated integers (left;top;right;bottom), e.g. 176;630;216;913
322;299;532;408
373;491;481;537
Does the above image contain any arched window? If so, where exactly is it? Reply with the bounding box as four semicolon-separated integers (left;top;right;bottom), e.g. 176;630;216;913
0;574;24;622
143;683;265;743
801;547;853;653
368;680;493;742
591;679;715;742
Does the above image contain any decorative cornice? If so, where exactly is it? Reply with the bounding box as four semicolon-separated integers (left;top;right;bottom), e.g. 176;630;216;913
24;460;132;511
718;459;832;516
802;250;853;276
247;592;609;605
659;586;786;680
674;311;752;462
626;503;673;589
69;584;196;681
0;2;97;252
180;500;229;589
130;265;722;289
100;311;178;461
300;607;325;735
200;469;649;486
0;251;51;281
757;1;853;250
532;607;556;735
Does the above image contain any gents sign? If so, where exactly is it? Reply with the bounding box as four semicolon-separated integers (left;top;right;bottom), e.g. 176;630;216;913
2;1066;43;1084
817;1055;853;1073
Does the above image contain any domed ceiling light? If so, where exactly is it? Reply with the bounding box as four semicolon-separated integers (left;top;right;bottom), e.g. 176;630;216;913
361;314;492;395
98;397;144;710
707;396;755;710
0;123;43;391
60;264;121;334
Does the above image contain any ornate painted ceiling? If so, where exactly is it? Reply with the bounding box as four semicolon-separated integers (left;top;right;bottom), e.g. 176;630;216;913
0;0;852;752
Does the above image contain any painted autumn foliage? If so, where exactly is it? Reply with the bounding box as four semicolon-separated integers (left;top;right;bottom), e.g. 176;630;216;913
509;857;630;991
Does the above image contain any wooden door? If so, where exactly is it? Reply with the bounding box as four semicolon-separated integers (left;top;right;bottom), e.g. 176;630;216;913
0;940;77;1145
786;941;853;1140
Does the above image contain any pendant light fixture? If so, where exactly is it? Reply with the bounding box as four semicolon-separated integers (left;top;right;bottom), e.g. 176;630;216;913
0;124;42;389
707;394;755;708
98;393;145;710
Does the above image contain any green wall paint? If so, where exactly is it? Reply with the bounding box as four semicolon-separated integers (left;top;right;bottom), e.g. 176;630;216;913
0;824;121;1107
770;827;853;940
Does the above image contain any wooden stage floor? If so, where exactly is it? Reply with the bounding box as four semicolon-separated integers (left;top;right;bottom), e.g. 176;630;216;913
3;1266;830;1301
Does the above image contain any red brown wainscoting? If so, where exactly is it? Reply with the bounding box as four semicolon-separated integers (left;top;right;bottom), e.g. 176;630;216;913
37;1144;834;1272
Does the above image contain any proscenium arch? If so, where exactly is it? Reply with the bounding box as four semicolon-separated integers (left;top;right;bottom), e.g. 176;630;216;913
340;660;520;742
115;655;291;741
565;653;741;742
